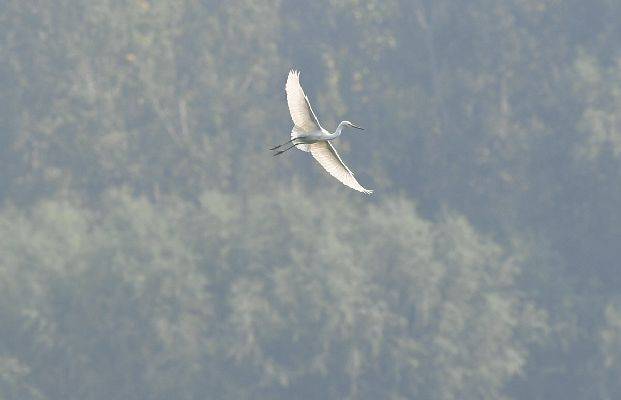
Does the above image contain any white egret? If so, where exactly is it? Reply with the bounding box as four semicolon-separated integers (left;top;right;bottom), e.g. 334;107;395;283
271;70;373;195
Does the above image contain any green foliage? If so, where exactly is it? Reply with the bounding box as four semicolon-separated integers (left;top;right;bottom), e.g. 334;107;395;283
1;0;620;398
600;302;621;397
0;190;543;399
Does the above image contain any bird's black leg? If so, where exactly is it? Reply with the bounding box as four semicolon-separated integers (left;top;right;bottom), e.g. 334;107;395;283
272;141;302;156
269;138;296;150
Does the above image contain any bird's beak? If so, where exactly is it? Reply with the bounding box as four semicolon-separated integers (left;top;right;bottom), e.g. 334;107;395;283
350;123;364;131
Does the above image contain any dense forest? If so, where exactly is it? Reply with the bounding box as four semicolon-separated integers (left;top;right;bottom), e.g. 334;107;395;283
1;1;620;399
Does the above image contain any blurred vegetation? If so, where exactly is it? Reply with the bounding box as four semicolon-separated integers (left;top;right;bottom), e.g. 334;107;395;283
0;0;620;399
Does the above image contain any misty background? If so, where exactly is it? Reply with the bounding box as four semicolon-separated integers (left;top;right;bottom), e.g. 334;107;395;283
1;1;620;399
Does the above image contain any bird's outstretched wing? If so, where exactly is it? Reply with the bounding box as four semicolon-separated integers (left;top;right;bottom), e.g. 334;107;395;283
285;70;322;133
310;141;373;194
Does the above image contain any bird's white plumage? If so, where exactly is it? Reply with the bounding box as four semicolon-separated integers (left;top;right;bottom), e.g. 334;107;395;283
280;69;373;194
291;127;310;152
309;141;373;194
285;70;321;133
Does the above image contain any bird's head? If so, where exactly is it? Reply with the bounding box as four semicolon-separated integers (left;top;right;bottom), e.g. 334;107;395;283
343;121;364;131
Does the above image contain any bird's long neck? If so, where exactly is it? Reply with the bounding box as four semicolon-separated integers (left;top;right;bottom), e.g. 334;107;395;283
331;121;347;138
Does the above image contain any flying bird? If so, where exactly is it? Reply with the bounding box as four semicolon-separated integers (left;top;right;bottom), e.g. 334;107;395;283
271;70;373;194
